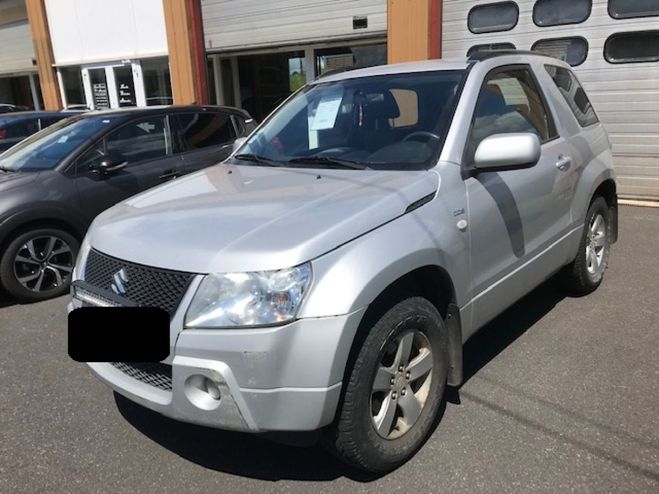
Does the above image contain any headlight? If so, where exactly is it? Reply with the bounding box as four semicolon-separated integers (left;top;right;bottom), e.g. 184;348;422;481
72;235;91;283
184;263;312;329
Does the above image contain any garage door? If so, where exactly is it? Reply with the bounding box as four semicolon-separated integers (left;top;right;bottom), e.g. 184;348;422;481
441;0;659;199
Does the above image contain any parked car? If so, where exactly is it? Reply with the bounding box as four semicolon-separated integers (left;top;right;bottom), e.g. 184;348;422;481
0;105;256;301
0;111;74;153
0;104;29;114
69;52;618;473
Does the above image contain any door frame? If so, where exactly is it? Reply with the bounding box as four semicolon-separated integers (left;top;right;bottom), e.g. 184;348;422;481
81;60;146;110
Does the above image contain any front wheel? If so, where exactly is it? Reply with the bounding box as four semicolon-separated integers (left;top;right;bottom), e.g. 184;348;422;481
0;228;79;302
561;196;611;295
325;297;448;473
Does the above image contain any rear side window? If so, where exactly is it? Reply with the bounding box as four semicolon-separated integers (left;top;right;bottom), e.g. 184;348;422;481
1;119;39;139
176;112;236;151
39;116;65;130
532;37;588;66
533;0;592;27
468;2;519;34
609;0;659;19
545;65;598;127
468;67;557;159
604;31;659;63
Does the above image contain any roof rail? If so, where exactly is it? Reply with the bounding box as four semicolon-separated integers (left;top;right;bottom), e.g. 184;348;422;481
468;49;551;62
314;63;381;81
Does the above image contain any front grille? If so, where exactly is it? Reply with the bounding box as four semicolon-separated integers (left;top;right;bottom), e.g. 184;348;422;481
111;362;173;391
83;249;194;317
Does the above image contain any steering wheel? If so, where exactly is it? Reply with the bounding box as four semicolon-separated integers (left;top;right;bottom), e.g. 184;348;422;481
403;131;441;143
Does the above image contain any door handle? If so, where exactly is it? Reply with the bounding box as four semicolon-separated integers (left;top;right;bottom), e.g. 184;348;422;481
556;155;572;172
159;170;180;181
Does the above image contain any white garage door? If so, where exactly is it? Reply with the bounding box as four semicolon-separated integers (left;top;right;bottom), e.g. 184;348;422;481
442;0;659;199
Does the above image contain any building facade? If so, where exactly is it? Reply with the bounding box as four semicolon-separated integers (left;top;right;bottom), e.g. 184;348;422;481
0;0;42;109
3;0;659;198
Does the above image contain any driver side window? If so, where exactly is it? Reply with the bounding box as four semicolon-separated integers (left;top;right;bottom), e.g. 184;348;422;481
468;67;557;161
105;116;173;165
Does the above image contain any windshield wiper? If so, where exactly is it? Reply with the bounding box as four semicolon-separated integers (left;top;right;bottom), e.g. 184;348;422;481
287;155;371;170
233;153;282;167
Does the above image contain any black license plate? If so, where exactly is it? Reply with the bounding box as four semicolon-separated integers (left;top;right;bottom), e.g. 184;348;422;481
68;307;169;362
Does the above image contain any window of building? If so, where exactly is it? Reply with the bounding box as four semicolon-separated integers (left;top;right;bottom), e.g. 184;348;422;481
533;0;592;27
468;68;556;160
105;116;172;164
176;112;236;151
468;2;519;34
545;65;598;127
141;58;172;106
59;67;86;109
238;51;306;122
604;31;659;63
467;43;516;57
532;37;588;66
315;44;387;77
609;0;659;19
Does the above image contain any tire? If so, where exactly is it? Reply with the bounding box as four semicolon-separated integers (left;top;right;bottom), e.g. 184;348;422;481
561;196;611;295
0;228;79;302
326;297;448;473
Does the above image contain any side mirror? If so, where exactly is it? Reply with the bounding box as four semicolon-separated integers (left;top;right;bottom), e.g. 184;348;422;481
473;133;541;172
232;137;247;153
89;153;127;175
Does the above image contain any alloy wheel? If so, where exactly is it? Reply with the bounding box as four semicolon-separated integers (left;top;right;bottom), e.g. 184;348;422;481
13;236;74;292
371;330;433;439
586;213;607;276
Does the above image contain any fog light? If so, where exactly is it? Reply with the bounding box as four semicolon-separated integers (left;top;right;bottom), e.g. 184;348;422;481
184;374;222;410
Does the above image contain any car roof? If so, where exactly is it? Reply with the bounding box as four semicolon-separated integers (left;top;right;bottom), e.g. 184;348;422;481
81;105;250;119
312;51;570;84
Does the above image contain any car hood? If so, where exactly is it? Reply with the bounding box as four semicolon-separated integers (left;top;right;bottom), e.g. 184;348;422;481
0;170;39;191
89;164;439;274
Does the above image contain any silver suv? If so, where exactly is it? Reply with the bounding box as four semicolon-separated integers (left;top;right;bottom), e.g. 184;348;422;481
69;52;618;473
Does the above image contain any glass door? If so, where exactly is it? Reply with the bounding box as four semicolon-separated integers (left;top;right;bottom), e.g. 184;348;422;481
82;62;145;110
88;68;110;110
113;66;137;107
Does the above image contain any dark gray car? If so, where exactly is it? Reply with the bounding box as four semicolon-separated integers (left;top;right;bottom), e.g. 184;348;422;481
0;105;256;302
0;111;73;153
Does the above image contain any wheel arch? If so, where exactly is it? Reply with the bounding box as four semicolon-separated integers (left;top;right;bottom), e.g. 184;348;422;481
0;210;86;255
592;178;618;243
344;265;464;392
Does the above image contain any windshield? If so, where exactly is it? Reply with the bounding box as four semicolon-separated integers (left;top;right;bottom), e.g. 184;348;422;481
233;70;465;170
0;116;121;172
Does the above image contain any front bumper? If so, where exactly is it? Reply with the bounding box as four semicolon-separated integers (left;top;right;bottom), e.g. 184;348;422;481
70;300;365;432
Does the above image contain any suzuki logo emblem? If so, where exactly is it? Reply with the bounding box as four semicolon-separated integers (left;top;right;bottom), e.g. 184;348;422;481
111;268;129;295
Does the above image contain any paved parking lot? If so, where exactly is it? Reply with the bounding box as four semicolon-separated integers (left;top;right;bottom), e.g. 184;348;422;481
1;205;658;494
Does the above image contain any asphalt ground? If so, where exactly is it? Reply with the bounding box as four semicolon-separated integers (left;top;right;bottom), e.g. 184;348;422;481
0;205;657;493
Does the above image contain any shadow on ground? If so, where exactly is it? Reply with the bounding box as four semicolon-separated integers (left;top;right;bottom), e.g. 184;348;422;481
115;392;372;482
116;276;567;481
460;276;566;386
0;293;17;308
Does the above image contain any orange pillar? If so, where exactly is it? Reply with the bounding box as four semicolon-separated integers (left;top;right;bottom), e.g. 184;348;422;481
387;0;442;63
163;0;209;105
25;0;62;110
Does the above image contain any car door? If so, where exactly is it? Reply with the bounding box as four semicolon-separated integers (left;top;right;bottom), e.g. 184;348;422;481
73;114;181;223
465;65;573;329
174;110;238;175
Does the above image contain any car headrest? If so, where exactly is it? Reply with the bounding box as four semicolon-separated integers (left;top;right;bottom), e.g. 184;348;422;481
478;84;508;116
